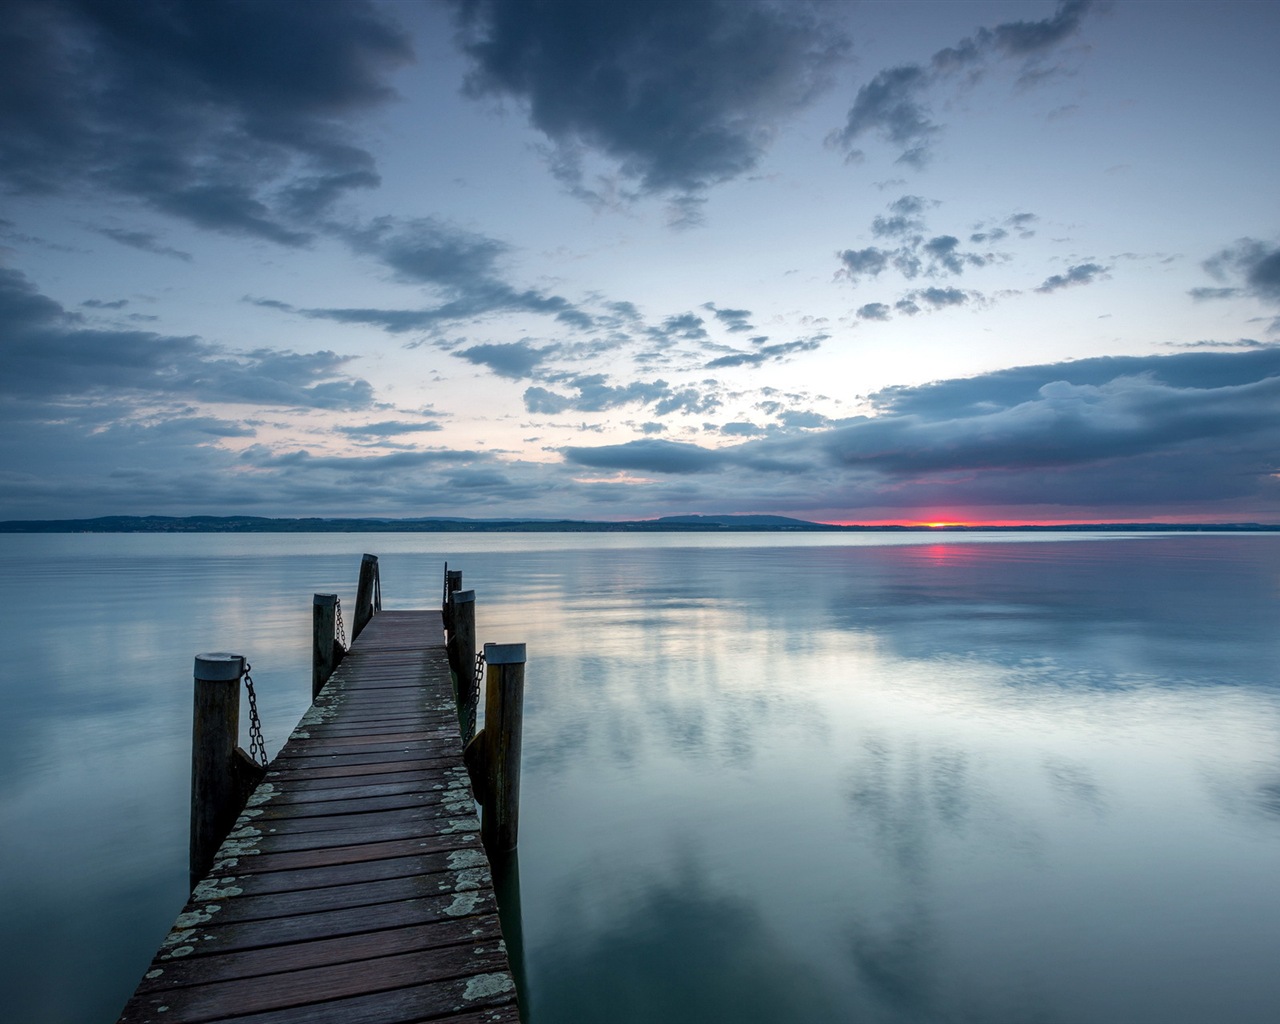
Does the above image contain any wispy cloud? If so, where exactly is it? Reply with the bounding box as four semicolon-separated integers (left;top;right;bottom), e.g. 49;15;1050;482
1036;262;1109;293
830;2;1094;166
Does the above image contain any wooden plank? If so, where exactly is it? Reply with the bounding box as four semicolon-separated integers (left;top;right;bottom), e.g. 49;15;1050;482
213;834;482;876
133;915;505;992
118;609;519;1024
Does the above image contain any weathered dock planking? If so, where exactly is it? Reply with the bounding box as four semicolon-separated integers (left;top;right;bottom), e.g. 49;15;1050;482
117;609;520;1024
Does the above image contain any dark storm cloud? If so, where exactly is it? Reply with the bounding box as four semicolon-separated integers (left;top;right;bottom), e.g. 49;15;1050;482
560;348;1280;515
1036;262;1108;293
1;0;411;243
831;2;1093;166
0;266;374;409
450;0;844;210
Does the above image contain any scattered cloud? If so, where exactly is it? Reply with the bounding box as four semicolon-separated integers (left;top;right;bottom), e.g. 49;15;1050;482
704;303;755;333
706;336;826;369
1036;262;1109;293
838;195;1004;296
524;375;720;416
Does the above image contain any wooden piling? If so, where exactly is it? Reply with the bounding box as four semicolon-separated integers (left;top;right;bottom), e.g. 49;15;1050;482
443;569;462;632
449;589;477;733
354;553;379;640
189;653;259;889
312;593;338;700
480;642;526;853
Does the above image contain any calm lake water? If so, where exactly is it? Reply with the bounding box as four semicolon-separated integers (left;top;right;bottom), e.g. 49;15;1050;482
2;532;1278;1023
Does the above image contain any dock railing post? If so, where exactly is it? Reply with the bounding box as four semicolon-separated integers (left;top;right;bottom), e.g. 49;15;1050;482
190;653;263;889
312;593;339;700
449;589;476;731
443;569;462;633
479;642;526;852
354;553;379;640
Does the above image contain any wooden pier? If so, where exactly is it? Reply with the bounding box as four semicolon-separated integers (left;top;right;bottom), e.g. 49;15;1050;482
117;564;522;1023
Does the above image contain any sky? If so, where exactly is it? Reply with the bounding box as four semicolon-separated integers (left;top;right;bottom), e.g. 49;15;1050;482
2;0;1279;525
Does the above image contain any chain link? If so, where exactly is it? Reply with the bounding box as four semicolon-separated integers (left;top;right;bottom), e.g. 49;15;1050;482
334;596;348;652
242;661;269;768
465;649;485;744
442;561;449;609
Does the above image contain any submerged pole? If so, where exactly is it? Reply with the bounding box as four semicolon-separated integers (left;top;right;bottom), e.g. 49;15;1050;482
354;553;379;639
480;642;526;852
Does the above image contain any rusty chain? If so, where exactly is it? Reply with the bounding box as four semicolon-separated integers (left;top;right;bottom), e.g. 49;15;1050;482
466;649;485;744
334;596;348;652
241;661;269;768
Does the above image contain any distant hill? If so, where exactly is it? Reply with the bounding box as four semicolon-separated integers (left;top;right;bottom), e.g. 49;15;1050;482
2;515;1277;534
654;514;824;529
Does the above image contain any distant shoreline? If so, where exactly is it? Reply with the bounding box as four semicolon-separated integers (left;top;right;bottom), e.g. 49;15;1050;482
2;515;1278;534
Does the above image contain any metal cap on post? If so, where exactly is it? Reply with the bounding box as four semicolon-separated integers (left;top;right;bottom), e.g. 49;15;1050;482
191;653;244;889
312;593;338;700
481;642;526;853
